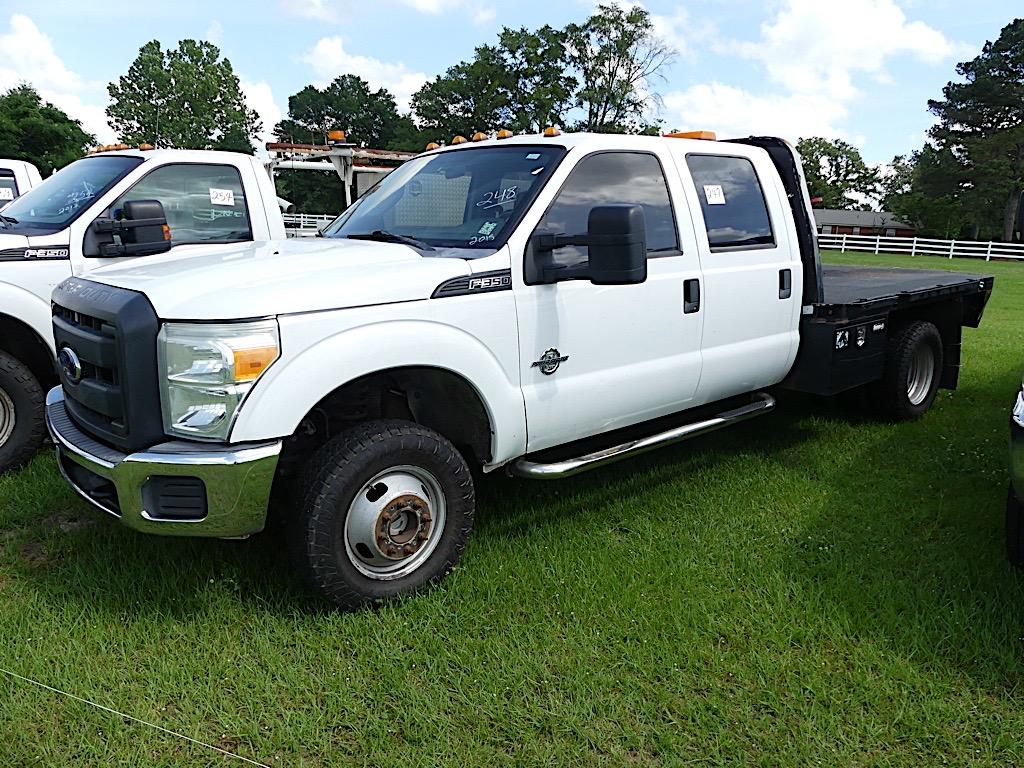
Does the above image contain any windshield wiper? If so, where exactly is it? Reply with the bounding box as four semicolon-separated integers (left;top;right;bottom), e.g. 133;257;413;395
0;214;17;229
345;230;434;251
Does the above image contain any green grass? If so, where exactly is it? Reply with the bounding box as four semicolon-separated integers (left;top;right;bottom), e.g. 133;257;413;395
1;250;1023;766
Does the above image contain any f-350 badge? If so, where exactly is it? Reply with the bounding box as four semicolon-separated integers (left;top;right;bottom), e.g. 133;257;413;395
532;348;569;375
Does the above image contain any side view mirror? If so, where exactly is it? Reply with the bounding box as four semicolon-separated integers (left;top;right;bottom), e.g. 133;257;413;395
532;204;647;285
92;199;172;257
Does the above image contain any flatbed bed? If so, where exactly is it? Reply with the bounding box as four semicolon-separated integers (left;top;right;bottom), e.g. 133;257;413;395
785;264;994;396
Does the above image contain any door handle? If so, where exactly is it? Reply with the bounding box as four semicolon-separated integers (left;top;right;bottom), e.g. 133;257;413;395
684;279;700;314
779;269;792;300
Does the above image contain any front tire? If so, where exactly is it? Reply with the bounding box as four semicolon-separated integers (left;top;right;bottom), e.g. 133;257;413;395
869;320;943;421
292;419;475;610
0;351;45;474
1007;486;1024;568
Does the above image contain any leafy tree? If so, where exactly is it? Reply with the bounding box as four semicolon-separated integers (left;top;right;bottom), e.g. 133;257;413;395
274;75;417;150
928;18;1024;241
564;4;674;133
0;85;93;172
411;43;520;140
273;170;346;216
492;26;575;133
107;39;260;152
796;137;880;210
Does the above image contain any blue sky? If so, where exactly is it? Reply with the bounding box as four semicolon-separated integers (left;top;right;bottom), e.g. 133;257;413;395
0;0;1016;165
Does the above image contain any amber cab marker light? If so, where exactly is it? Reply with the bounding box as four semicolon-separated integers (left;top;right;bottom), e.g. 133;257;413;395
451;135;468;144
543;126;561;137
138;143;154;151
471;131;487;142
665;130;717;141
496;129;513;139
425;142;440;151
327;130;347;143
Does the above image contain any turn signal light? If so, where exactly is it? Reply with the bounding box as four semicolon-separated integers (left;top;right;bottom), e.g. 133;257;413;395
543;126;561;137
233;346;279;383
665;130;717;141
451;135;468;144
162;224;172;241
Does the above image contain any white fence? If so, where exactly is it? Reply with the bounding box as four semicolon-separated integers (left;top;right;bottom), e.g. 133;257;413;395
282;212;334;237
819;233;1024;262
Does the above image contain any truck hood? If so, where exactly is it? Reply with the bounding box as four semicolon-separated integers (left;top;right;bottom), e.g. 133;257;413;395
80;238;473;319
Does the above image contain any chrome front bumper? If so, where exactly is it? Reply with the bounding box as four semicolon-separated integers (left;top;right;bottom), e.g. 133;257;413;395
1012;390;1024;499
45;387;281;538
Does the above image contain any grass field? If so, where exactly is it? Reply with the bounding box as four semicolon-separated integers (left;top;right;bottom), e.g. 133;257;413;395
1;250;1022;766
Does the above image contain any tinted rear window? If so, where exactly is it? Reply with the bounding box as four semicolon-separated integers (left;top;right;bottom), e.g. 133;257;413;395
686;154;774;250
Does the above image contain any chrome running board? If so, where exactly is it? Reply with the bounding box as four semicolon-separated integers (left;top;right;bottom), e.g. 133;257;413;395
509;392;775;480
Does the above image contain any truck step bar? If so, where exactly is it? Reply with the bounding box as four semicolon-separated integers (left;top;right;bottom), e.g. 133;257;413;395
509;392;776;480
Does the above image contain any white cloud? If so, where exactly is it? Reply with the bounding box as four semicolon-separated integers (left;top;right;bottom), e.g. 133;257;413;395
664;82;849;143
204;19;223;46
472;7;496;26
0;14;114;145
240;79;283;154
301;36;428;112
663;0;966;153
282;0;335;20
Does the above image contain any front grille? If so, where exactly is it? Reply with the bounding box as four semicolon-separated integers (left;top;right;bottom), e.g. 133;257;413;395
52;277;164;452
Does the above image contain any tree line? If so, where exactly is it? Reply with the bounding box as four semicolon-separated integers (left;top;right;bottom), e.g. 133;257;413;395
0;10;1019;240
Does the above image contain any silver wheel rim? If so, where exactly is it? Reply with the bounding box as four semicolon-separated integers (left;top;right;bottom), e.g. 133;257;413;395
0;386;14;447
907;343;935;406
343;464;447;581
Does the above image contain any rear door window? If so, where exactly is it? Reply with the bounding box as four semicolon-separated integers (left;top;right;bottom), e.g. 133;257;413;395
686;154;775;251
112;164;252;244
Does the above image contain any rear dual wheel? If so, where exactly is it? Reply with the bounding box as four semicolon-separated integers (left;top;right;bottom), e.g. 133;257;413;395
292;419;475;611
869;320;943;421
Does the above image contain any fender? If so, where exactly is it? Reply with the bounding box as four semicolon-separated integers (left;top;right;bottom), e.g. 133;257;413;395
230;318;527;466
0;281;59;357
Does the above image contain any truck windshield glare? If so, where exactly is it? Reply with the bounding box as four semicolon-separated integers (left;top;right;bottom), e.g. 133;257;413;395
324;145;567;252
1;155;143;234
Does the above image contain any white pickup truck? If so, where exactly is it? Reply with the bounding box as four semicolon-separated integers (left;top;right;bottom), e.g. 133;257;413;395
0;147;285;473
44;131;993;610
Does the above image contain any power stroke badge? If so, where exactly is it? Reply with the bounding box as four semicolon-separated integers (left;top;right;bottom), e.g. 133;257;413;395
532;348;569;375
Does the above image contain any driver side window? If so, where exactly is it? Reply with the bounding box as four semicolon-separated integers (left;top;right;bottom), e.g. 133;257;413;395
533;151;679;269
111;164;252;244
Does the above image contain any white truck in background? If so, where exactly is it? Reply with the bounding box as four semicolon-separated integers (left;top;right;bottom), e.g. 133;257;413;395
0;146;285;473
44;130;993;611
0;159;42;205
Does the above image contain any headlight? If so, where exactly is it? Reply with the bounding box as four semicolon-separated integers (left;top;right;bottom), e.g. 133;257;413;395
158;320;280;441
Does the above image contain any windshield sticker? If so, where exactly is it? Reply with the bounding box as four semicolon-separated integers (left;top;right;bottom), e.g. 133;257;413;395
477;221;499;236
703;184;726;205
476;186;517;210
0;189;13;201
531;167;545;175
526;153;541;160
469;233;496;246
209;188;235;206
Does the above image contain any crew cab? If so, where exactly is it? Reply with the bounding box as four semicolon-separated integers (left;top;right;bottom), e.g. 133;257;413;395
0;147;285;473
0;159;42;204
44;131;993;610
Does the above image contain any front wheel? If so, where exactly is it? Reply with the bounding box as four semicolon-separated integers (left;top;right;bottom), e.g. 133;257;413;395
292;420;475;610
869;320;943;421
0;351;46;474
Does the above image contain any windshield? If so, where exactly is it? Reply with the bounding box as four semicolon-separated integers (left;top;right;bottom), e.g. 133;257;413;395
2;155;142;233
324;145;567;252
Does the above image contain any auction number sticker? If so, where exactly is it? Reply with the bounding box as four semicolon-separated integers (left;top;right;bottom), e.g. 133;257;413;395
209;188;235;206
703;184;726;205
0;188;14;201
